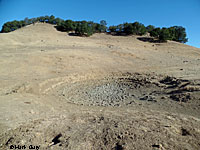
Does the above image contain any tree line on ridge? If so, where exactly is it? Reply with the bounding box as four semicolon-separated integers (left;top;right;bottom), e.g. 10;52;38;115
0;15;188;43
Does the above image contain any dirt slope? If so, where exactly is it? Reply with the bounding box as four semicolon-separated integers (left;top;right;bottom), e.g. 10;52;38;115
0;23;200;150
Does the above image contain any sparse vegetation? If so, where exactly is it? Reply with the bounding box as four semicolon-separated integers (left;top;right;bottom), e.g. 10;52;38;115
0;15;188;43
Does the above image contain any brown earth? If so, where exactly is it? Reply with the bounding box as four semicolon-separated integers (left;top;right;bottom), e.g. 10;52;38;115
0;23;200;150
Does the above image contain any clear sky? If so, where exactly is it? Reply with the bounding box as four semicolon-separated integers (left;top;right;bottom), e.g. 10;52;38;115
0;0;199;48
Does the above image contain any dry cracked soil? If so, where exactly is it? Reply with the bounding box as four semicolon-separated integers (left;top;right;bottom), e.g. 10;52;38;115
0;23;200;150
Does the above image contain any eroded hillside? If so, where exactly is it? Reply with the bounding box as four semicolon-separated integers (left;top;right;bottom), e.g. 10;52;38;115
0;23;200;150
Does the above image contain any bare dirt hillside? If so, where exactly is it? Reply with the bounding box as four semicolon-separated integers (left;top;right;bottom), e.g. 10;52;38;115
0;23;200;150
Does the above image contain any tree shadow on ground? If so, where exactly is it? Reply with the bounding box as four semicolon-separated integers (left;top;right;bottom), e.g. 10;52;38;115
54;26;83;37
68;33;79;36
106;32;129;36
54;26;67;32
137;37;162;43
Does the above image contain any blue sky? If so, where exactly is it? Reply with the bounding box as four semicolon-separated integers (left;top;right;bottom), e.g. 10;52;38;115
0;0;199;48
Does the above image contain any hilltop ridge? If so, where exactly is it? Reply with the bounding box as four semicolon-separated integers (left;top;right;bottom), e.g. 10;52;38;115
1;15;188;43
